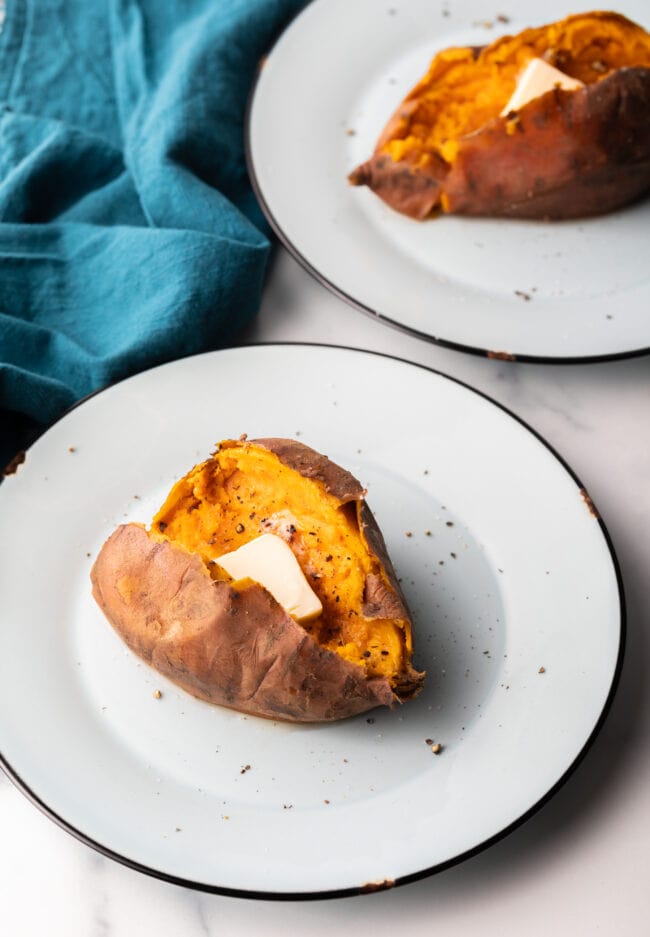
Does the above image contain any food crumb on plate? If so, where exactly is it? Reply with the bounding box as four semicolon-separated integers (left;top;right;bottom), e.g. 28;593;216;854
3;450;26;476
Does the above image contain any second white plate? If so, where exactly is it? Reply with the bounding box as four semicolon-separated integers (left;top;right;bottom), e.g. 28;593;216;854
246;0;650;361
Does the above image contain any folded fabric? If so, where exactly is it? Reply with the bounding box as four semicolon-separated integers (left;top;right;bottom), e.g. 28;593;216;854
0;0;306;469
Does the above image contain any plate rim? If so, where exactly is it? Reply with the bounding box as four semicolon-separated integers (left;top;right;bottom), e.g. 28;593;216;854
0;342;627;900
244;0;650;366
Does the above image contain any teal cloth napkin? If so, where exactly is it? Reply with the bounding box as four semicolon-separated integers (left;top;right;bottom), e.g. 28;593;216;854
0;0;305;468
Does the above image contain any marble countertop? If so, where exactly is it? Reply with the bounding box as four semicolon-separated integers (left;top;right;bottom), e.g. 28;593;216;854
2;247;649;936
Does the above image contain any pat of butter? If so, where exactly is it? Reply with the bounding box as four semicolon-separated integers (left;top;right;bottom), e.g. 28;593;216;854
214;534;322;623
501;57;584;116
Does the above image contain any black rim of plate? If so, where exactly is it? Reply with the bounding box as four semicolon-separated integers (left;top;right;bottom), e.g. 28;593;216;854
243;2;650;366
0;343;627;900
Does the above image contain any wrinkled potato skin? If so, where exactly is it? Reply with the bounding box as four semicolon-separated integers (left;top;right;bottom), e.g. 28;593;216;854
91;525;396;721
91;439;424;722
447;68;650;219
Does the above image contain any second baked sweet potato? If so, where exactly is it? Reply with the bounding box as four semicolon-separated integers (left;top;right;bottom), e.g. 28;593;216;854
349;11;650;219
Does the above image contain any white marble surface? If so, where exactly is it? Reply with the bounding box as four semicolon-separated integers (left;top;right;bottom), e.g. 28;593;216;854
2;247;649;935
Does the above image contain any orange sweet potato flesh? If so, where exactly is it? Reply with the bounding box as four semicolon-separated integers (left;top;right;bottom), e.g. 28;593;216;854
349;11;650;219
91;438;424;722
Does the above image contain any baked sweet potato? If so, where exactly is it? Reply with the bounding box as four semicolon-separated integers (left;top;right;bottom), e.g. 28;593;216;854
349;11;650;219
91;437;424;722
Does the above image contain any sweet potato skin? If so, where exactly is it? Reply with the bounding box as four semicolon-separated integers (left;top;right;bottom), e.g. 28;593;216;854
91;524;396;721
445;68;650;219
91;439;424;722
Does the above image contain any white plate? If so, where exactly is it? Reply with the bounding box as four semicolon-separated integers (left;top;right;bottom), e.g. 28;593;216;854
0;345;623;897
246;0;650;362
